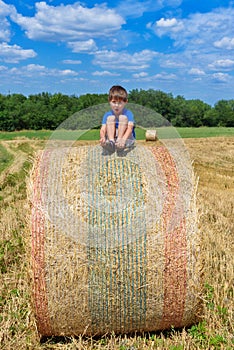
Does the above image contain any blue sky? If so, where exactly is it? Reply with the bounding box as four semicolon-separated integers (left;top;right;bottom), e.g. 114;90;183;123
0;0;233;105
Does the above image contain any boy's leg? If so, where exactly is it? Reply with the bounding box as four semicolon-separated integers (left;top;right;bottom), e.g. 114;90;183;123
117;115;128;140
102;115;115;152
106;115;116;142
116;115;135;149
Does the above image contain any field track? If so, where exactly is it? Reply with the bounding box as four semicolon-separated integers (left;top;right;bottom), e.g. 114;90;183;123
0;136;233;349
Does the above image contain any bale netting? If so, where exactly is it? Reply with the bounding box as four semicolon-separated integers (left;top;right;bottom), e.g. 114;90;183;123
27;141;202;337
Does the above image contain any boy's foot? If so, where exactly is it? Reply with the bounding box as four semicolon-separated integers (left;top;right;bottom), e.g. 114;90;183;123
103;140;115;153
115;139;125;150
116;143;135;156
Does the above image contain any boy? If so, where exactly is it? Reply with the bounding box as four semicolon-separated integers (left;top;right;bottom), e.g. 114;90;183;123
100;85;135;152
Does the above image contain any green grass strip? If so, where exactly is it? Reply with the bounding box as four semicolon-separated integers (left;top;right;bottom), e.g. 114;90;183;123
0;127;233;141
0;144;14;173
176;126;234;138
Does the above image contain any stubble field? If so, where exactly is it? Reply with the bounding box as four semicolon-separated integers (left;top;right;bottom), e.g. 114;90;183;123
0;136;233;349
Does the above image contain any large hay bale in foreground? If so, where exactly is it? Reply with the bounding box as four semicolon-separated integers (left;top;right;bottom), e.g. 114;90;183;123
27;143;202;336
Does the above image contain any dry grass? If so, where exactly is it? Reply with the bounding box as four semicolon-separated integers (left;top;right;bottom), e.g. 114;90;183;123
0;137;233;349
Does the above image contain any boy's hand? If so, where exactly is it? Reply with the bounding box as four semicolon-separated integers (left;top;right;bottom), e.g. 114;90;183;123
100;136;106;146
116;138;125;149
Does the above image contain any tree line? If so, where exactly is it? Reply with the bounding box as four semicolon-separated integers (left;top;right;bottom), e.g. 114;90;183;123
0;89;233;131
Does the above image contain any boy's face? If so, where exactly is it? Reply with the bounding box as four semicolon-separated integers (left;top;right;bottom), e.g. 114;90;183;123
109;97;127;116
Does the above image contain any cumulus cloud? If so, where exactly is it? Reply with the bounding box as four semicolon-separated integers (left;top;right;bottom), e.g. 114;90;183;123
10;2;125;42
0;64;7;71
0;0;11;13
153;72;177;80
148;7;234;50
0;18;11;41
160;59;186;68
157;18;181;28
212;72;229;83
131;71;176;82
147;17;184;36
132;72;149;78
188;68;206;76
146;6;234;85
8;64;78;77
116;0;153;18
0;42;36;63
208;59;234;70
93;49;159;70
62;59;82;65
213;37;234;50
0;1;37;63
0;0;17;41
116;0;182;19
67;39;98;53
92;71;120;76
25;64;45;72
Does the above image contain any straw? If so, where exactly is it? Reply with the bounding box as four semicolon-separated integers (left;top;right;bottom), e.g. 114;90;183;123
27;142;201;336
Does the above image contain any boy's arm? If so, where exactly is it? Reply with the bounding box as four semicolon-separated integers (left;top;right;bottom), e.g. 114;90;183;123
122;122;134;141
121;110;135;142
100;124;107;145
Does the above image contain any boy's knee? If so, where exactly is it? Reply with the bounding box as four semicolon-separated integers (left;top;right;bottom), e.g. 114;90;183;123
119;115;128;124
106;115;115;124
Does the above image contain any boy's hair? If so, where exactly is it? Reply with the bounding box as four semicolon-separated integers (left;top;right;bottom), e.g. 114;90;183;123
108;85;128;102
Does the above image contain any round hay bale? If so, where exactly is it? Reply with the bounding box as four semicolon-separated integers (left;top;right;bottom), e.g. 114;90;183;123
27;143;202;337
145;130;157;141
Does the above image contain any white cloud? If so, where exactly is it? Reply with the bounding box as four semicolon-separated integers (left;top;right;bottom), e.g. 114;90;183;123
148;7;234;49
116;0;182;19
25;64;45;72
160;59;186;68
0;42;36;63
0;0;11;13
116;0;152;18
60;69;78;76
147;17;184;36
92;71;120;76
0;65;7;71
11;2;125;41
132;71;177;82
93;49;159;70
0;0;17;41
147;6;234;82
213;37;234;50
8;64;78;77
208;59;234;70
67;40;98;53
0;18;11;41
188;68;205;76
62;59;82;65
157;18;179;28
153;72;177;80
132;72;149;78
212;72;229;82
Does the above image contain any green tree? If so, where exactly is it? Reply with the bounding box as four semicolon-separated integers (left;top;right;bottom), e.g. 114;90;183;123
129;89;174;124
170;95;187;126
203;109;219;126
0;91;232;131
214;100;234;126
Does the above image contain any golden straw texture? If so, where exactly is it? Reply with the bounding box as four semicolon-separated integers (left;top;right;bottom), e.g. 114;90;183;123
27;143;202;336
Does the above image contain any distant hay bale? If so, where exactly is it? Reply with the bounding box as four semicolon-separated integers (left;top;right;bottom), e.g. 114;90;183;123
27;142;202;337
145;130;157;141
